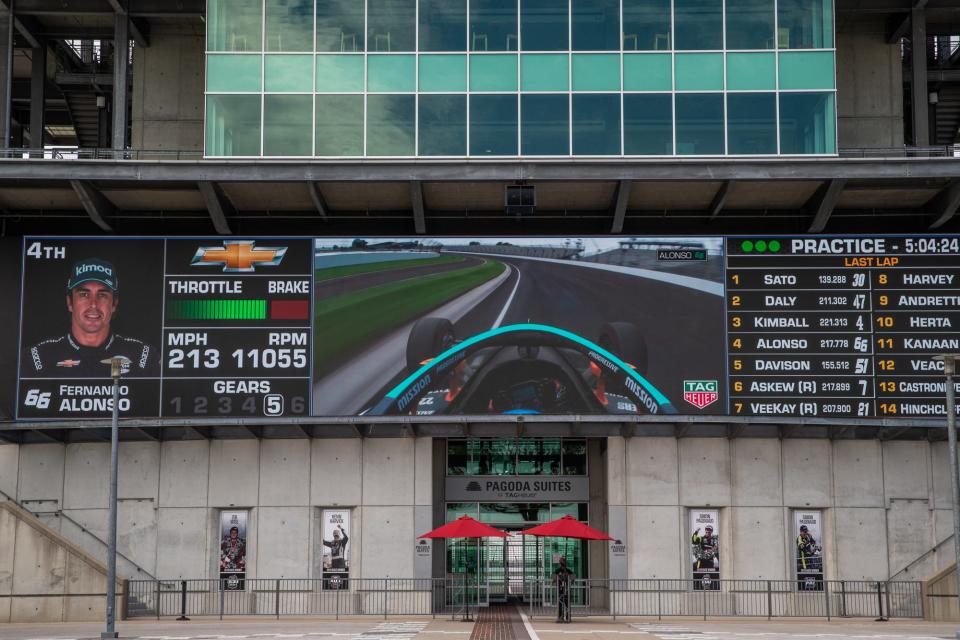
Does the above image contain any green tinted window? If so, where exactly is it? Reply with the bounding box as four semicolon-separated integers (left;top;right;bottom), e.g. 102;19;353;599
316;0;365;52
622;0;670;50
368;0;416;51
470;95;518;155
420;55;467;92
265;55;313;92
675;53;723;91
572;54;619;91
727;93;777;154
726;52;775;90
562;440;588;474
315;95;364;155
316;55;365;92
265;0;313;52
676;93;724;155
419;95;467;155
517;438;562;474
367;94;416;155
368;55;416;92
447;440;469;475
780;92;835;154
263;95;312;156
521;94;568;155
207;54;262;92
726;0;775;50
521;54;568;91
421;0;467;51
471;0;518;51
208;0;262;52
623;53;671;91
573;94;620;155
779;51;835;90
624;93;672;154
675;0;721;50
206;95;261;156
521;0;568;51
572;0;620;51
779;0;833;49
470;54;518;91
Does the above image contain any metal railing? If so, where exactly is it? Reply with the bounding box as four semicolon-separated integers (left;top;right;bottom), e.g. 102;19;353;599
0;147;958;161
524;579;923;620
125;577;922;620
126;578;487;620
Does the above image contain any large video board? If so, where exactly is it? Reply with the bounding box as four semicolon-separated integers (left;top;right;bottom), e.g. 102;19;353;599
10;235;960;421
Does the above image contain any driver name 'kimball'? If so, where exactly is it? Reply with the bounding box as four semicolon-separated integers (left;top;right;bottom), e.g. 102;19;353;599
484;480;573;492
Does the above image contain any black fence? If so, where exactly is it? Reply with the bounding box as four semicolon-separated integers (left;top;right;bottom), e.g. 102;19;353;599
126;578;922;620
525;579;923;620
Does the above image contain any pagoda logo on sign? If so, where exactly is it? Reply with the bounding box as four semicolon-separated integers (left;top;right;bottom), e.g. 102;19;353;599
684;380;718;409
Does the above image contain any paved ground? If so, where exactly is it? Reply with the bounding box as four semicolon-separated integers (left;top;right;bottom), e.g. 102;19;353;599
2;614;960;640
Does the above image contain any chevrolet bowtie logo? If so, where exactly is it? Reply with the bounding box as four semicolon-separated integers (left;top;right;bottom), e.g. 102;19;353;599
191;241;287;273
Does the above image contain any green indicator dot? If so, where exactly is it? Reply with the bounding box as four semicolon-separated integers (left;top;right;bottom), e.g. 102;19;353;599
769;239;781;252
756;240;768;253
741;240;754;253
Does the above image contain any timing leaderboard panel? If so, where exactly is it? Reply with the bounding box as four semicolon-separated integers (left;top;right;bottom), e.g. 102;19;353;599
726;236;960;419
17;238;312;419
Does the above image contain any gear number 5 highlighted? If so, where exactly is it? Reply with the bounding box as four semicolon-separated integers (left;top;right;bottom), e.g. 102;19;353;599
264;394;284;416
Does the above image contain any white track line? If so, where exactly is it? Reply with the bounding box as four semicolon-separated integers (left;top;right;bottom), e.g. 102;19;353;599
518;604;541;640
492;265;522;328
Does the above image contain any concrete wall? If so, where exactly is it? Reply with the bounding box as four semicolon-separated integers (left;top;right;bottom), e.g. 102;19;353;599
836;15;905;148
1;438;430;582
608;437;952;581
0;501;122;623
131;21;204;151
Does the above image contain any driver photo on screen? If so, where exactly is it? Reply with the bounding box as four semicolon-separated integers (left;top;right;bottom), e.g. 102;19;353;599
21;258;160;378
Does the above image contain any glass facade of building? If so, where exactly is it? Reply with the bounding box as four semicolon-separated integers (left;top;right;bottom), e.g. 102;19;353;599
205;0;836;157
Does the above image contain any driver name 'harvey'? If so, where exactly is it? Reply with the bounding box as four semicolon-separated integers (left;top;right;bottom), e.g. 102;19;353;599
588;349;659;413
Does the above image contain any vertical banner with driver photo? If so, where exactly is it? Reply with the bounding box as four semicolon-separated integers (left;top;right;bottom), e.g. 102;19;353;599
794;511;824;590
322;509;350;589
690;510;719;590
219;510;248;590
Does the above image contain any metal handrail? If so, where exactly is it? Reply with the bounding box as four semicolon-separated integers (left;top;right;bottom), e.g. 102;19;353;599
0;488;156;580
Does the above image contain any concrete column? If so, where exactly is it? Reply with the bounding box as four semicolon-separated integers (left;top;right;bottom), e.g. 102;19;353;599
911;6;929;147
30;44;46;149
0;3;12;149
112;13;129;150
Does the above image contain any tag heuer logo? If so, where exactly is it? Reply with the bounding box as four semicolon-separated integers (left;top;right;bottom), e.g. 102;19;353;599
683;380;718;409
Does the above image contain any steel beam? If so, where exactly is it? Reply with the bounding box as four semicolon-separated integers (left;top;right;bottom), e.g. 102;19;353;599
928;179;960;229
106;0;148;47
69;179;115;231
888;0;928;43
14;0;204;16
29;44;45;148
111;10;128;150
410;180;425;234
197;181;234;234
307;182;329;220
708;180;732;220
806;179;847;233
912;3;930;147
610;180;631;233
4;158;960;183
0;2;11;149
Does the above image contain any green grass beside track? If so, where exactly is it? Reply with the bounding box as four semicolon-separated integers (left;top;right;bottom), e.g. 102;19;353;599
314;259;506;376
315;254;464;281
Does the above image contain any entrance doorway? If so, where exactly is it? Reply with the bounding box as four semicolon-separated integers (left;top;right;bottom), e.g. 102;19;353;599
446;521;587;603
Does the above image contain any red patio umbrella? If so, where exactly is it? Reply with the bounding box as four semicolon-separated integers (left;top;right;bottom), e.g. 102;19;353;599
418;516;506;621
419;515;509;539
520;515;614;540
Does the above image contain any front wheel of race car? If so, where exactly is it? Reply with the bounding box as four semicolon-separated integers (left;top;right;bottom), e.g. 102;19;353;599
406;317;456;372
598;322;649;376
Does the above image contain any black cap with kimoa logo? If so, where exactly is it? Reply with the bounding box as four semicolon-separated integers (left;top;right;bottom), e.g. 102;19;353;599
66;258;118;292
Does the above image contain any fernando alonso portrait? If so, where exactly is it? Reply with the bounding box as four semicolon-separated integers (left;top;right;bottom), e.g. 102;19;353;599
21;258;160;378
